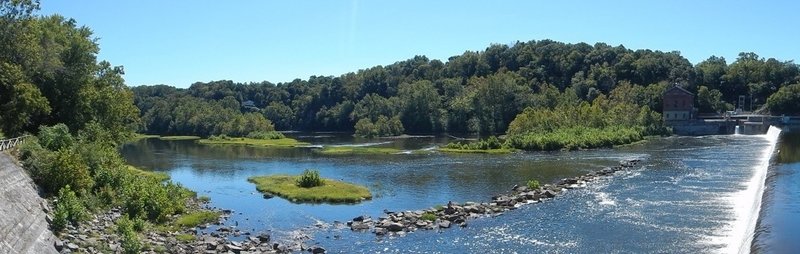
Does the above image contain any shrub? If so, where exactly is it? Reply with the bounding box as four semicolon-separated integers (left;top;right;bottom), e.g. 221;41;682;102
52;185;87;232
527;180;541;190
117;216;141;254
421;212;437;221
37;124;74;151
246;131;285;140
296;169;324;188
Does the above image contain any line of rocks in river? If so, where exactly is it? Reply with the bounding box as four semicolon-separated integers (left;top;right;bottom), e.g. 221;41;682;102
346;159;642;236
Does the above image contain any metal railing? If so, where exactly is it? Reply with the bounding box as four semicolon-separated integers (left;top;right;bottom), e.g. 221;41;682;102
0;136;28;151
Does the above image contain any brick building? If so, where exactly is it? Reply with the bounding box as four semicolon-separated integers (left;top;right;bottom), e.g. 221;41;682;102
662;86;694;121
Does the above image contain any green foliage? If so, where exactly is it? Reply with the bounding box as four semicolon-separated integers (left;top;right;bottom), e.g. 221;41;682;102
37;124;73;151
767;84;800;114
296;169;324;188
246;131;285;140
527;180;541;190
116;216;142;254
52;185;87;232
176;234;196;242
421;212;437;222
354;115;404;138
174;211;219;227
444;136;505;150
248;174;372;203
696;86;732;113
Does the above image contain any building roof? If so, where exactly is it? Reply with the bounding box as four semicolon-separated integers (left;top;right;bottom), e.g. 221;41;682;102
663;85;694;96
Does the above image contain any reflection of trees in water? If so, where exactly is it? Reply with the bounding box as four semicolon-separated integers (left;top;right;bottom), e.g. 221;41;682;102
779;133;800;163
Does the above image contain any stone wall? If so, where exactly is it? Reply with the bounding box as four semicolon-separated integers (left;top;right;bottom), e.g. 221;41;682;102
0;152;57;254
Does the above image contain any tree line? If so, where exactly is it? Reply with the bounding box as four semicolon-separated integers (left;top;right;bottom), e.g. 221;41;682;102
132;41;799;137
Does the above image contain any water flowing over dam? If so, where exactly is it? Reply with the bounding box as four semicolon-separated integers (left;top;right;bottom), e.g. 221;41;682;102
727;126;780;253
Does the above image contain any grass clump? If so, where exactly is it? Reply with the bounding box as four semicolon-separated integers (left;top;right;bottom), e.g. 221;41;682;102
174;211;220;228
176;234;196;242
527;179;541;190
421;212;437;221
316;146;402;155
248;173;372;203
158;136;200;141
296;169;324;188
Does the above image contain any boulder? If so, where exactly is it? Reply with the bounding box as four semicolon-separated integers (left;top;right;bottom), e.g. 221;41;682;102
350;221;370;231
386;223;404;232
311;246;326;253
352;215;366;222
542;190;556;198
226;244;243;253
67;242;79;250
53;239;64;251
374;228;388;236
438;220;451;228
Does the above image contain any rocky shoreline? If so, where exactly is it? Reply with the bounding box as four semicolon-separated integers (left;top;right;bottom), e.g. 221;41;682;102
49;203;319;254
345;159;642;236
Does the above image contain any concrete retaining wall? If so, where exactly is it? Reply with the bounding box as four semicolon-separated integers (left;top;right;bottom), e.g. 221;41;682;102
0;152;57;254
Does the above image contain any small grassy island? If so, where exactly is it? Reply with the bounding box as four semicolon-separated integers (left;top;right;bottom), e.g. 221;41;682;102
316;146;403;155
197;131;309;148
439;136;515;154
248;170;372;203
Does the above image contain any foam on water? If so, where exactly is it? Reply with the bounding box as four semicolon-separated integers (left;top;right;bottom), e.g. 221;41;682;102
721;126;781;253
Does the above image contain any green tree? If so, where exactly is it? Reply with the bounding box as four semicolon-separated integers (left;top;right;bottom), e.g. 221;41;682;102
766;84;800;114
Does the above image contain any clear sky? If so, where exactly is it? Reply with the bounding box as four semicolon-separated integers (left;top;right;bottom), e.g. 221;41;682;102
40;0;800;88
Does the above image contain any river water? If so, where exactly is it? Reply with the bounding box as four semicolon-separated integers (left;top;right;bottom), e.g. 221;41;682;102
121;131;783;253
753;131;800;254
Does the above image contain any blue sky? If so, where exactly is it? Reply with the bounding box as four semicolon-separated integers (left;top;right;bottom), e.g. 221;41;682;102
40;0;800;88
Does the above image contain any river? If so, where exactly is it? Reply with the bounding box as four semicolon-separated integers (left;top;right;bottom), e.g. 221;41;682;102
121;130;783;253
753;131;800;254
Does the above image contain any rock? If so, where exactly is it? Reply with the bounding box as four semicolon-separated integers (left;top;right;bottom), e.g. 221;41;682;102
263;193;274;199
54;239;64;251
67;243;79;250
352;215;366;222
350;221;370;231
414;221;428;228
248;236;260;244
226;244;243;253
542;190;556;198
257;233;271;243
217;226;232;232
438;220;451;228
386;223;404;232
374;228;388;236
310;246;326;253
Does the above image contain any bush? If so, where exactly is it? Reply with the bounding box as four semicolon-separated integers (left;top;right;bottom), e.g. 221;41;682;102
421;212;437;221
296;169;324;188
117;216;141;254
37;124;74;151
52;185;87;232
246;131;284;140
444;136;506;151
527;180;541;190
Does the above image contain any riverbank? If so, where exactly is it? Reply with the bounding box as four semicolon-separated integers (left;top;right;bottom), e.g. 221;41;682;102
343;159;642;236
315;146;404;155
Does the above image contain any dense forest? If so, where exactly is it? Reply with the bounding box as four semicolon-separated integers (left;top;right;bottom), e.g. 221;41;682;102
132;41;800;138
